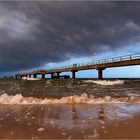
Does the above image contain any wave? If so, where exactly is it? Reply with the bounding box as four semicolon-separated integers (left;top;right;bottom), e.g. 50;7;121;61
22;77;39;80
0;93;140;105
84;80;124;86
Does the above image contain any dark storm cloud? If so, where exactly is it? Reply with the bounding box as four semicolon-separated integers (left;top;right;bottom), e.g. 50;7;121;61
0;1;140;72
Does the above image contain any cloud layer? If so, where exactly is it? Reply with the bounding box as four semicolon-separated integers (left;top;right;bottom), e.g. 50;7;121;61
0;1;140;72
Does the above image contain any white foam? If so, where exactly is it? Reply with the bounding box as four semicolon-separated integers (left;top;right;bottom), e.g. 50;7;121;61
22;77;39;80
84;80;124;86
61;132;67;136
37;128;44;132
0;93;140;105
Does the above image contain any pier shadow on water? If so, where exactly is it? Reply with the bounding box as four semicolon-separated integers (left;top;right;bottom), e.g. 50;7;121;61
0;104;139;139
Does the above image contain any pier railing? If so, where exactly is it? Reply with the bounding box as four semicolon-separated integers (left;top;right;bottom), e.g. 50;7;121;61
16;53;140;76
46;53;140;71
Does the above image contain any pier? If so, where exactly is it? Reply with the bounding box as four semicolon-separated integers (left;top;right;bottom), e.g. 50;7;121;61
15;53;140;80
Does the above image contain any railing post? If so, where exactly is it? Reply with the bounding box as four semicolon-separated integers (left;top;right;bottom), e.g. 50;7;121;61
112;58;114;62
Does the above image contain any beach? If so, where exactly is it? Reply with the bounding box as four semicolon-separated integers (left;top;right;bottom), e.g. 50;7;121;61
0;79;140;139
0;104;140;139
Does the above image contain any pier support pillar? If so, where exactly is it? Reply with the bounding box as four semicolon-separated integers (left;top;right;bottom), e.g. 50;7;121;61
98;68;105;80
72;71;77;78
33;74;37;78
57;72;60;78
51;73;61;79
42;74;45;79
51;73;54;79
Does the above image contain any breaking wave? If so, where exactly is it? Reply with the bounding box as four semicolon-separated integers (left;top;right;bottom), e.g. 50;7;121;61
0;93;140;105
84;80;124;86
22;77;39;80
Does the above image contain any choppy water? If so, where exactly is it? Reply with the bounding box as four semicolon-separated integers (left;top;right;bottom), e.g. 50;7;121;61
0;104;140;139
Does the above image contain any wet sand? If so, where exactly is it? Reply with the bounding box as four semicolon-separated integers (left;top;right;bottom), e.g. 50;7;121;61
0;104;140;139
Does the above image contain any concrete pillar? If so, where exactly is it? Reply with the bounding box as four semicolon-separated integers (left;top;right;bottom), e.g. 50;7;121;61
72;71;76;78
33;74;37;78
98;68;105;80
42;74;45;79
51;73;54;79
57;72;60;78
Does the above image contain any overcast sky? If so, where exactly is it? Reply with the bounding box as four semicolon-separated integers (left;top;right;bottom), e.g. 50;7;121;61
1;1;140;76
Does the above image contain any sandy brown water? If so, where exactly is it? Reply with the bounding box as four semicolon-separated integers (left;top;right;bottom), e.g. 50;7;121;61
0;104;140;139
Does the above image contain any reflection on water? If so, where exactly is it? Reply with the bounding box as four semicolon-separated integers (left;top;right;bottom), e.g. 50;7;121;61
0;104;140;139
